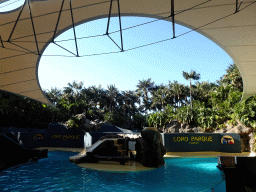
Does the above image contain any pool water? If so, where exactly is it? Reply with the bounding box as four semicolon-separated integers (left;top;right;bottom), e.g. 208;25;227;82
0;151;225;192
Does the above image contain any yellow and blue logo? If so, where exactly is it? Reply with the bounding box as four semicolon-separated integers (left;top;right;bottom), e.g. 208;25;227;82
33;134;44;140
221;135;234;144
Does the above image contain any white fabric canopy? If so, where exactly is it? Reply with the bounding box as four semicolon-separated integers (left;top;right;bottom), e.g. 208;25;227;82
0;0;255;107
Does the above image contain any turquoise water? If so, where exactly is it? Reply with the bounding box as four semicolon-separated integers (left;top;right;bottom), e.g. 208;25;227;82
0;151;225;192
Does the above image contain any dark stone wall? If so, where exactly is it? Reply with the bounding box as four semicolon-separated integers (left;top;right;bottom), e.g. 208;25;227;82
1;125;85;149
163;133;241;153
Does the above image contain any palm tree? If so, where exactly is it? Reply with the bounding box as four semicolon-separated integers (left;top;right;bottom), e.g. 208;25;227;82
194;81;216;105
87;85;105;109
45;87;62;105
219;64;243;92
151;87;171;111
44;88;63;122
169;80;184;110
136;78;155;114
182;70;200;107
121;90;140;119
106;84;119;113
62;81;84;117
64;81;83;103
82;85;106;120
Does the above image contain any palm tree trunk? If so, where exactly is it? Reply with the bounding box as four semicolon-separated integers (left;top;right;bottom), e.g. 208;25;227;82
174;95;176;112
178;94;180;108
190;79;192;108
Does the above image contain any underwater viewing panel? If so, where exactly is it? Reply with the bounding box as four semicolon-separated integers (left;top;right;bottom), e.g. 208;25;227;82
163;133;241;153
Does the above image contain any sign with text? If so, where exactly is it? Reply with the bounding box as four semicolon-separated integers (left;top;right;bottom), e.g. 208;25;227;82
163;133;241;153
51;134;80;141
173;135;213;144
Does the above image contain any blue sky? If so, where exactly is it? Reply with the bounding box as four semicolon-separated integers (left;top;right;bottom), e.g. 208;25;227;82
37;16;233;92
0;0;25;12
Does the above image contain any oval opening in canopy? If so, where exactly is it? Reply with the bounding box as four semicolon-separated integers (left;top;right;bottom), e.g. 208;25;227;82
38;16;233;91
0;0;25;13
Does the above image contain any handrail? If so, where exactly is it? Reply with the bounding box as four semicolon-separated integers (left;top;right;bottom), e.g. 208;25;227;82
0;134;27;150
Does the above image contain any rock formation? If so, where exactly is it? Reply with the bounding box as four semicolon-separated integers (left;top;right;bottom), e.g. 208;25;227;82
164;120;181;133
164;120;203;133
249;132;256;152
139;127;166;168
164;119;252;135
62;112;110;132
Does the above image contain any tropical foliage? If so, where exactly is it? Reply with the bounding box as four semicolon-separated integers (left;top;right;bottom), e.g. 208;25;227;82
1;63;255;132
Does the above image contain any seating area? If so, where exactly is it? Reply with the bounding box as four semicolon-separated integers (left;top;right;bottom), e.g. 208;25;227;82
0;135;48;172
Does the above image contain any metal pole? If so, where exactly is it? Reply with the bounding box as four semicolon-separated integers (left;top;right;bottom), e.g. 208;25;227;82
52;0;65;42
236;0;238;12
117;0;123;51
106;0;113;35
0;35;4;48
8;0;27;42
171;0;175;38
69;0;79;57
27;0;40;55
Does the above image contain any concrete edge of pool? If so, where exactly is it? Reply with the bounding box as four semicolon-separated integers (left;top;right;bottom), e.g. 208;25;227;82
34;148;251;173
35;147;251;157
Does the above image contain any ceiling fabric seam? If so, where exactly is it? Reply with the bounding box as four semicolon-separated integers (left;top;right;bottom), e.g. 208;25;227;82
1;0;254;59
0;0;244;27
1;66;36;75
0;78;36;88
0;0;110;27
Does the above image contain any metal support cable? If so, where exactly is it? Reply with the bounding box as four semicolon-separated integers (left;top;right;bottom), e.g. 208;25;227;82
53;42;77;56
0;45;33;53
8;41;38;55
106;0;123;51
117;0;123;51
235;0;244;13
27;0;40;55
0;35;4;48
69;0;79;57
239;0;255;11
105;1;256;55
106;0;113;35
0;0;255;60
7;0;27;42
52;0;65;42
108;0;212;38
0;0;110;28
107;35;123;51
3;0;212;43
9;30;54;42
174;0;212;16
